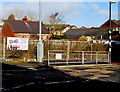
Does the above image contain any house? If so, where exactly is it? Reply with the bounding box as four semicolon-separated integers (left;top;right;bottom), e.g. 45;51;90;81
1;17;51;40
64;28;109;41
45;24;67;36
100;19;120;41
0;19;4;31
100;19;120;28
45;24;78;36
100;19;120;34
79;26;87;29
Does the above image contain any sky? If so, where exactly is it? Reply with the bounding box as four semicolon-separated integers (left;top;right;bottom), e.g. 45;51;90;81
0;0;119;28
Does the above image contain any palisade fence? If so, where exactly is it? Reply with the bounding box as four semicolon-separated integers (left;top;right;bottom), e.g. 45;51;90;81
0;37;109;64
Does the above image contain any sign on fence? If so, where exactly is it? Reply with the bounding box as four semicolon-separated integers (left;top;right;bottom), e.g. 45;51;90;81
7;37;28;50
56;53;62;59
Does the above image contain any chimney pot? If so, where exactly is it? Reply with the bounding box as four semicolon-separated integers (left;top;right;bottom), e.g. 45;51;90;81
22;16;28;21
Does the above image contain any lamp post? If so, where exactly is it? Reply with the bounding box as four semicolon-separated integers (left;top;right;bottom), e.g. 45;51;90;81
109;1;116;63
37;0;44;62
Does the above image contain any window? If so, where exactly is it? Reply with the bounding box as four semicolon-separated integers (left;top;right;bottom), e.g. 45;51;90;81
24;35;29;38
43;35;47;40
17;35;22;38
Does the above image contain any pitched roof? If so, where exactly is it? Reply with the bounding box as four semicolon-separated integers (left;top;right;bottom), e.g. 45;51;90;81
64;28;109;39
5;20;50;34
100;19;120;28
112;20;120;26
79;26;87;29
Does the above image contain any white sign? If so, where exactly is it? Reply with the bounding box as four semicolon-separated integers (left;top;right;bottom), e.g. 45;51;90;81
56;53;62;59
7;37;29;50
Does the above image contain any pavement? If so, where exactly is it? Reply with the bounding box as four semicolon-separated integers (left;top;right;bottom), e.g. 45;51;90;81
1;62;120;91
55;64;120;83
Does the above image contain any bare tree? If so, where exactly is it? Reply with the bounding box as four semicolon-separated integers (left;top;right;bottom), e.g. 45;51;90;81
7;8;37;20
27;10;38;20
47;12;64;38
7;9;24;20
48;12;64;24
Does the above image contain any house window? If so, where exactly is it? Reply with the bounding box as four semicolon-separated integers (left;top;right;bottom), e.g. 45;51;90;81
17;35;22;38
43;35;47;40
24;35;29;38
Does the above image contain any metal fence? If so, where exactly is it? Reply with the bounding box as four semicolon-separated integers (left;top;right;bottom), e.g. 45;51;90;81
0;37;109;64
43;40;108;60
48;50;109;65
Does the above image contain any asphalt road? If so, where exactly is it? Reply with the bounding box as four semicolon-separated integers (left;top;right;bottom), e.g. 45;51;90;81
1;63;120;91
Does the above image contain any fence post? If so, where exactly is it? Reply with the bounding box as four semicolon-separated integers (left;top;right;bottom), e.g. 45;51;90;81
48;50;50;66
108;52;110;63
66;41;70;65
82;51;84;64
96;51;98;64
3;37;6;59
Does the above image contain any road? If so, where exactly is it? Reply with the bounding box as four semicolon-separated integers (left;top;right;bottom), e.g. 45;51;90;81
1;63;120;91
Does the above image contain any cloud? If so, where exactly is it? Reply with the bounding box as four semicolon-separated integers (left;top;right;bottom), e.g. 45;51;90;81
41;2;83;23
0;1;2;18
40;0;119;2
2;2;39;19
90;4;100;11
112;11;118;18
1;1;118;28
98;9;118;18
98;10;108;16
2;0;39;2
2;0;119;2
79;3;87;8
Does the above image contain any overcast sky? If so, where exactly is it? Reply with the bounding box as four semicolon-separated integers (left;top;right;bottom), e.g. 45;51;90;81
1;0;119;28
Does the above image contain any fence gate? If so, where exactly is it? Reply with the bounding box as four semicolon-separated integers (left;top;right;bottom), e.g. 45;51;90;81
48;50;109;66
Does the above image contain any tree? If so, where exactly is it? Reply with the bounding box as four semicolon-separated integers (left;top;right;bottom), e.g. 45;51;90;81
8;14;15;20
47;12;64;38
48;12;64;24
7;9;38;20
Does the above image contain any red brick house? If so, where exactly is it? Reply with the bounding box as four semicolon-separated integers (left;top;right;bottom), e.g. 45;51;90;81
100;19;120;28
100;19;120;40
1;17;51;40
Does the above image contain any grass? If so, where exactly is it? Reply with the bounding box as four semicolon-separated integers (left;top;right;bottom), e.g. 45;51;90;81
0;60;32;63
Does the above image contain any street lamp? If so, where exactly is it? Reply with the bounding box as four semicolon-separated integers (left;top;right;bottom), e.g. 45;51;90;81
37;0;44;62
109;1;116;63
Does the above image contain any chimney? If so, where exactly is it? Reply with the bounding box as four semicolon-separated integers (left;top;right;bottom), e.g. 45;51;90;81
22;16;28;21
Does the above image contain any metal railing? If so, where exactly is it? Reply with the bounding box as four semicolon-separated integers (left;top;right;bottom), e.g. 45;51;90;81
48;50;109;65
